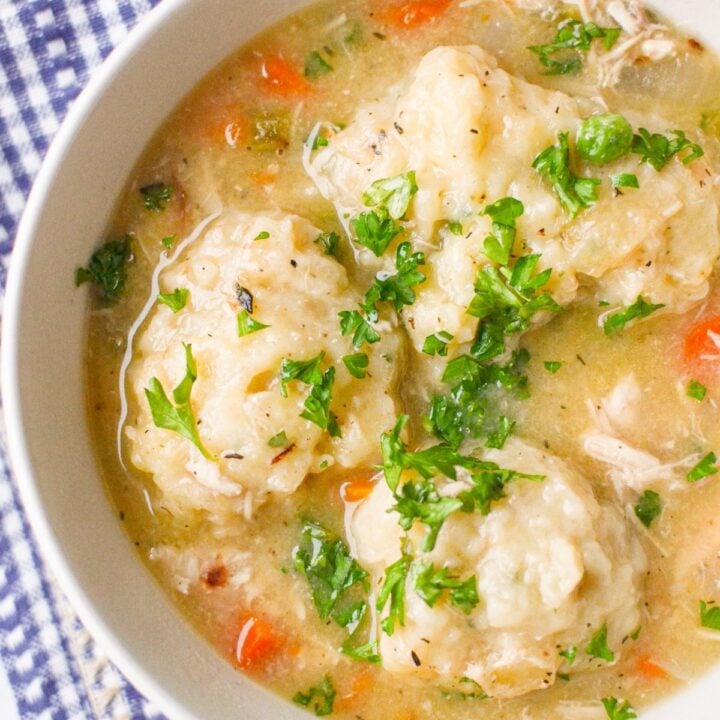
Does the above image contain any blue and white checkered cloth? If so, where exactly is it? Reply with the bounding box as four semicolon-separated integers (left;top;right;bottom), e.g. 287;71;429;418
0;2;167;717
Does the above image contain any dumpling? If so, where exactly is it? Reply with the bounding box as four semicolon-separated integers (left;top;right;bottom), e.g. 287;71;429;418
349;437;646;698
125;211;402;523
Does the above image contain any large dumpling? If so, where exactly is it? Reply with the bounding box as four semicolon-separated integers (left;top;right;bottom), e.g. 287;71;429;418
309;45;718;350
349;437;646;698
125;211;402;522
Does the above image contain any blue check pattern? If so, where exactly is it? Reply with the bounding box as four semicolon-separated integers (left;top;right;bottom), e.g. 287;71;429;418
0;1;166;717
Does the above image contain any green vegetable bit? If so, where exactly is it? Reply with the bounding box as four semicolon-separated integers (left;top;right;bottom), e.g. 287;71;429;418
351;209;403;257
362;171;418;220
304;50;333;79
585;623;614;662
412;561;479;614
577;114;633;164
144;343;214;460
528;19;621;75
342;352;369;379
481;196;524;266
139;182;173;211
687;378;707;401
533;132;601;217
700;600;720;630
632;128;704;171
634;489;661;528
341;638;380;664
268;430;288;448
603;296;664;335
253;230;270;241
544;360;562;373
237;310;270;336
338;309;380;348
75;235;131;301
377;555;410;636
157;288;189;314
161;234;176;249
422;331;454;357
602;697;637;720
687;452;719;482
279;352;325;397
314;231;341;258
611;173;639;189
559;646;577;665
293;676;336;717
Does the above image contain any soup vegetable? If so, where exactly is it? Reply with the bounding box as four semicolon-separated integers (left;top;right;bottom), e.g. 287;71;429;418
79;0;720;717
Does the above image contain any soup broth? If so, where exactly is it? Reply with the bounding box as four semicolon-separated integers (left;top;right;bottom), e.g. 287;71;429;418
83;1;720;718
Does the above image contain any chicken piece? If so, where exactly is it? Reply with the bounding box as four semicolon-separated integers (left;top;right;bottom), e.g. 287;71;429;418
350;437;646;698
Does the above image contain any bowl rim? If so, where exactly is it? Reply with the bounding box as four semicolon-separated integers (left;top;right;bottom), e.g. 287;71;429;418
0;0;198;717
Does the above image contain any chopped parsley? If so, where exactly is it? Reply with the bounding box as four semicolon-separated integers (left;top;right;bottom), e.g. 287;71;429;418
601;697;637;720
699;600;720;630
139;182;174;211
342;352;369;379
447;220;463;235
632;128;704;171
157;288;189;313
376;555;410;636
439;677;488;701
481;196;524;266
602;296;664;335
576;114;633;165
268;430;288;448
422;331;454;357
611;173;639;189
314;231;341;258
293;520;368;625
559;646;577;665
161;234;176;249
528;19;621;75
687;452;719;482
585;624;614;663
687;379;707;402
634;489;662;528
253;230;270;241
456;462;544;516
279;352;325;397
533;132;600;217
351;209;403;257
338;309;380;348
340;638;380;664
484;415;515;449
304;50;333;79
544;360;563;373
293;676;336;716
412;561;479;614
75;235;131;301
362;171;418;220
237;310;270;336
144;343;214;460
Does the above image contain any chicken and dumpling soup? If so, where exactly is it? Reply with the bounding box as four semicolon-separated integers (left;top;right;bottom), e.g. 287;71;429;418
79;0;720;717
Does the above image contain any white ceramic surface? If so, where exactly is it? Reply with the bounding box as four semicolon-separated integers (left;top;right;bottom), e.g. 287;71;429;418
2;1;720;718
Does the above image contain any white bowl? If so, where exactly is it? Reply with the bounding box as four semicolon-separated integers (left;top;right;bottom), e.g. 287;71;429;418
2;0;720;718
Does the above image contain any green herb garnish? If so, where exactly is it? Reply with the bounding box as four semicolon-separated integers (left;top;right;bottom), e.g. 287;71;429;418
140;182;173;211
75;235;131;301
422;331;454;357
315;231;341;258
342;352;369;379
603;296;664;335
338;310;380;348
687;379;707;401
253;230;270;241
351;210;403;257
700;600;720;630
237;310;270;336
362;171;418;220
268;430;288;448
632;128;704;171
611;173;639;189
412;561;479;614
634;490;661;528
544;360;562;373
586;624;614;662
560;646;577;665
377;555;410;636
602;698;637;720
304;51;333;79
157;288;189;313
481;196;524;266
293;676;336;716
687;452;719;482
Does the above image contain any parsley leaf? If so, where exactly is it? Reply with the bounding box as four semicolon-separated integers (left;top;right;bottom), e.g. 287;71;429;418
161;234;176;249
157;288;188;313
457;463;544;515
237;310;270;336
601;697;637;720
586;624;614;662
253;230;269;241
139;182;174;211
481;197;524;266
412;561;479;614
268;430;288;448
700;600;720;630
377;555;410;636
484;415;515;450
341;638;380;664
144;343;214;460
338;309;380;348
634;489;661;528
544;360;563;373
611;173;639;189
362;171;418;220
293;676;336;716
603;296;664;335
440;677;488;701
314;231;341;258
301;367;342;437
687;452;719;482
632;128;704;171
351;209;403;257
559;646;577;665
687;379;707;402
304;50;333;79
528;19;621;75
342;352;369;379
293;520;368;623
422;331;454;357
533;132;600;217
75;235;131;301
279;352;325;397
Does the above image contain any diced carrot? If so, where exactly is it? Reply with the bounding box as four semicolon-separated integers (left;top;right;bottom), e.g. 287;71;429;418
683;316;720;374
343;478;375;503
635;654;669;680
259;55;310;97
234;614;284;670
377;0;452;28
250;168;279;186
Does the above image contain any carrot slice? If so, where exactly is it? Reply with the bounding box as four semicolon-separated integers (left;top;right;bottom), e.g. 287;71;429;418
259;55;310;97
235;615;284;670
635;654;669;680
377;0;452;28
343;479;375;503
683;316;720;373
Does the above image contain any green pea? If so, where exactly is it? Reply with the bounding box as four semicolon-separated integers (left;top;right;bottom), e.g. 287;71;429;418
576;113;633;164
